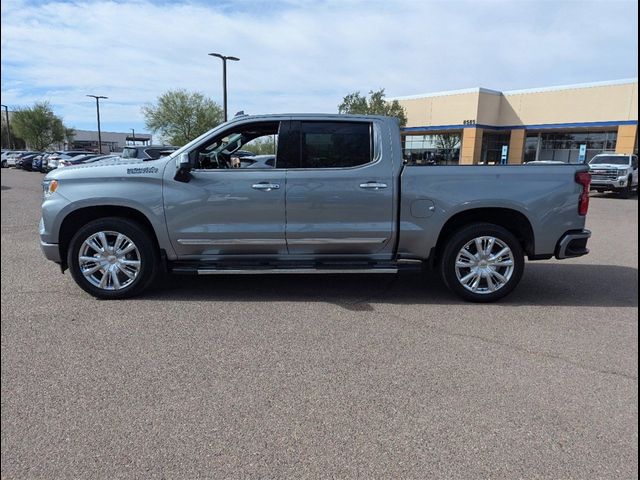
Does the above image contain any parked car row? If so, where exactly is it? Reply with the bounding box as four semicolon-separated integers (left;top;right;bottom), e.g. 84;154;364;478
2;145;178;173
1;149;120;173
2;150;31;168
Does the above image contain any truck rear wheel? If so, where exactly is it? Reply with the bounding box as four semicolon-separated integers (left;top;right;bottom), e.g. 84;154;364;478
440;223;524;302
67;217;159;299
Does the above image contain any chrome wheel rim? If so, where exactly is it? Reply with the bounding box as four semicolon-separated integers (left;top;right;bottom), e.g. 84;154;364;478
78;231;141;291
454;236;515;294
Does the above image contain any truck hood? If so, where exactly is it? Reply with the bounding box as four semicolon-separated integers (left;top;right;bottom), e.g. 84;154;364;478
44;157;170;181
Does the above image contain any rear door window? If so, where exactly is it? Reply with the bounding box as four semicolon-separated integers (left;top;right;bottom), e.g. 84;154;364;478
297;121;372;169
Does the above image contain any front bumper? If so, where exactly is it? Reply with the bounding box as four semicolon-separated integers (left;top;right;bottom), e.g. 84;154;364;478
40;240;61;263
555;229;591;259
591;176;628;190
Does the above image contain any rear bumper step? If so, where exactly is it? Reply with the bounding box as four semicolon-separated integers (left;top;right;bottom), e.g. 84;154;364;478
555;229;591;259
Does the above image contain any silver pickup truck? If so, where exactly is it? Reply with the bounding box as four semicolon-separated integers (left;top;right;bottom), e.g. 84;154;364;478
40;114;592;302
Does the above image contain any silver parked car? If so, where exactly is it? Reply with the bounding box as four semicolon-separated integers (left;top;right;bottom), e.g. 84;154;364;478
44;151;94;172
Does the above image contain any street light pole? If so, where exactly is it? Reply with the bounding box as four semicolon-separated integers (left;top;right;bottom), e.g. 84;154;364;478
86;95;108;153
1;104;13;149
208;52;240;122
131;128;135;145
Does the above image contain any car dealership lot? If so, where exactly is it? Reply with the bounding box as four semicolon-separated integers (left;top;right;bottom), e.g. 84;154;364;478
1;168;637;478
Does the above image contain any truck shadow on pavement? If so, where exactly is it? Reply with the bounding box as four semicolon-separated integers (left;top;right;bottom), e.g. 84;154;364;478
590;192;638;200
150;263;638;308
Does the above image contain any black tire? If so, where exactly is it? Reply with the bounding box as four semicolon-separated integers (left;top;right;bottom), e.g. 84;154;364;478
619;181;632;199
67;217;159;299
1;160;7;168
440;223;525;303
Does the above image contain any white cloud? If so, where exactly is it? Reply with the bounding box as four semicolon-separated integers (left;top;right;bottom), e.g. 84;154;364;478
1;0;637;132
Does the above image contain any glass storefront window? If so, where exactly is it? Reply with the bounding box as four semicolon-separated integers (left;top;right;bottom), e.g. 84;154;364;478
480;132;511;165
403;133;461;165
525;130;617;163
524;135;539;163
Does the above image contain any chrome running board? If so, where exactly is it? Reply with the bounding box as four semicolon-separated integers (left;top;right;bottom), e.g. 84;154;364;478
196;267;398;275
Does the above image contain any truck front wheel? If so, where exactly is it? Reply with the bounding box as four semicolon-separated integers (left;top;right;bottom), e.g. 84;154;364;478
619;178;633;199
440;223;524;302
67;217;159;299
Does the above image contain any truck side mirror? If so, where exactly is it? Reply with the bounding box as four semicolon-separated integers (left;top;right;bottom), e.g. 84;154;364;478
174;153;192;182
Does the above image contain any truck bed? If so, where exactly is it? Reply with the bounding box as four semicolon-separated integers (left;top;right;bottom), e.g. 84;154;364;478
398;164;589;259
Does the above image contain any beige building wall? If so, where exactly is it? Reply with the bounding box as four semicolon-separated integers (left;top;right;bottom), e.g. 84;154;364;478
508;130;526;164
615;125;638;154
398;79;638;129
399;91;481;128
460;128;483;165
499;81;638;126
396;79;638;165
476;91;502;125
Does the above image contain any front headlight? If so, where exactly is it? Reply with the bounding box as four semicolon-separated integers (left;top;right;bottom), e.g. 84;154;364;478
42;179;59;197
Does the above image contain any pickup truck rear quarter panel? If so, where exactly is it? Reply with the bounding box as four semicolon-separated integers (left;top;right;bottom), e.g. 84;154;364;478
398;164;589;258
40;160;175;258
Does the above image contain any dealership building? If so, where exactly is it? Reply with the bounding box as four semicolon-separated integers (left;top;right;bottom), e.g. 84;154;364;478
395;78;638;165
69;129;152;153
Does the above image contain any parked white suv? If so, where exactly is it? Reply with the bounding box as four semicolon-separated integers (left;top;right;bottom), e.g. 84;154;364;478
588;153;638;198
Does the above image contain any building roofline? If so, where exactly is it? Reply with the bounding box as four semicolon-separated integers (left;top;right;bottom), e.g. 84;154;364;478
72;128;152;136
390;87;502;101
391;78;638;101
401;119;638;132
503;78;638;95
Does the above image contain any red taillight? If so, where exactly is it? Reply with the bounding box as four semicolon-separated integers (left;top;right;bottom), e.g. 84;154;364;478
576;171;591;216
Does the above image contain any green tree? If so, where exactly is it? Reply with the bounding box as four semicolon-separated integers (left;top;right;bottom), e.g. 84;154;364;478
338;88;407;127
64;127;76;146
243;136;277;155
1;114;26;149
142;89;224;146
435;133;461;163
11;102;66;150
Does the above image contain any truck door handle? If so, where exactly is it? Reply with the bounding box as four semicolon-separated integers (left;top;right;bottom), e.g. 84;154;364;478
359;182;388;190
252;182;280;191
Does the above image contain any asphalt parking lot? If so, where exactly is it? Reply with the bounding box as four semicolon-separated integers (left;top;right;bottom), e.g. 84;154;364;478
1;167;638;479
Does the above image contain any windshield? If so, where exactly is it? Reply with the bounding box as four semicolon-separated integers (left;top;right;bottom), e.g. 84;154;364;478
205;133;243;156
168;121;232;159
588;155;629;165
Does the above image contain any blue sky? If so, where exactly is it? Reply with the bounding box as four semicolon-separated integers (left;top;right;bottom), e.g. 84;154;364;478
1;0;638;136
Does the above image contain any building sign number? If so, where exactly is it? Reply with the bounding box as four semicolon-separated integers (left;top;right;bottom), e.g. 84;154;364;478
463;119;476;125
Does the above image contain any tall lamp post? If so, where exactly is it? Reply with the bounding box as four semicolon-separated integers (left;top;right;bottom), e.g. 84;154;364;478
208;52;240;122
1;104;13;149
131;128;135;145
86;95;107;153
